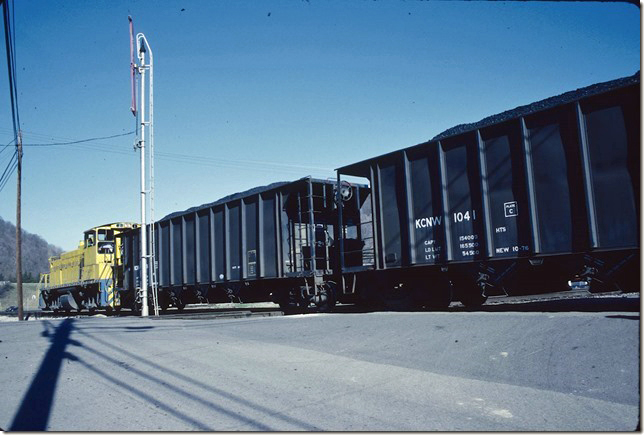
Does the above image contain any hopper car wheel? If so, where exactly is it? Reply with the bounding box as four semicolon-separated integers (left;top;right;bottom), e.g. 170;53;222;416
175;300;186;312
455;283;487;309
452;276;487;309
587;277;620;294
278;290;307;314
458;289;487;309
314;282;336;313
424;278;453;311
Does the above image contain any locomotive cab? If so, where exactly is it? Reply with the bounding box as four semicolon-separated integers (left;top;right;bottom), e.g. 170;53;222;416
39;222;138;312
85;228;116;254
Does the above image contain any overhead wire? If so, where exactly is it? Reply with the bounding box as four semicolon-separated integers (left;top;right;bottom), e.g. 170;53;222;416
0;127;335;176
0;0;19;195
2;0;19;138
21;130;136;146
0;148;17;193
0;136;16;155
0;158;17;192
0;143;14;166
9;0;17;127
0;132;18;191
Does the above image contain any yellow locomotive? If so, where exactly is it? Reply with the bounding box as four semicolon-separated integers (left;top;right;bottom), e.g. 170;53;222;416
39;222;138;312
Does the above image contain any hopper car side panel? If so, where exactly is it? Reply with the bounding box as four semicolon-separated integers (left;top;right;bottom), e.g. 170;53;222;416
337;80;639;308
119;178;367;311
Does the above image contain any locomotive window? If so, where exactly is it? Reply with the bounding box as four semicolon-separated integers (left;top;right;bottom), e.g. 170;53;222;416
98;242;115;254
85;232;95;247
97;229;114;241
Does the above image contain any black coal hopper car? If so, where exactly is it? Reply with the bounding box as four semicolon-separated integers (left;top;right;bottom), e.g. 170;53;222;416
335;73;640;309
118;177;368;312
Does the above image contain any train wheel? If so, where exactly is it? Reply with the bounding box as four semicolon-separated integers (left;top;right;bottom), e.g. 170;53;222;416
159;297;169;313
458;288;487;308
424;278;453;311
274;289;298;314
314;283;336;313
454;282;487;308
452;276;487;309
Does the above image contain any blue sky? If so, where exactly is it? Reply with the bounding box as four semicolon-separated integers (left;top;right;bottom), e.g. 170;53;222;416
0;0;639;251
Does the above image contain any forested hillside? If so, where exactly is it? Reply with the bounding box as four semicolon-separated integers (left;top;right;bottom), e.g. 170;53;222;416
0;216;63;282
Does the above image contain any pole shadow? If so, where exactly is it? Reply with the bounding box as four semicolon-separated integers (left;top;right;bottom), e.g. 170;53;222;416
74;326;322;430
10;318;79;431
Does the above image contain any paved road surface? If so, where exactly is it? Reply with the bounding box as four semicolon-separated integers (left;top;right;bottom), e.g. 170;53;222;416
0;295;639;431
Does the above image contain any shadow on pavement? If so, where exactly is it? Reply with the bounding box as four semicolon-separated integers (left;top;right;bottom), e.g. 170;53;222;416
73;326;321;430
470;296;640;313
10;319;79;431
9;318;301;430
331;294;640;315
604;314;639;320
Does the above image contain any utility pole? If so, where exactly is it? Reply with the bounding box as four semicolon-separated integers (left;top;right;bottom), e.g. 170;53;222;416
15;130;22;321
2;0;22;320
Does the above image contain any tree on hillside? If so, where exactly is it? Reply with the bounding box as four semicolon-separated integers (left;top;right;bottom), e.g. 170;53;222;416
0;216;62;282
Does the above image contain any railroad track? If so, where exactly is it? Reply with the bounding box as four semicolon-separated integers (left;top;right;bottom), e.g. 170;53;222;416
1;290;638;321
0;304;284;321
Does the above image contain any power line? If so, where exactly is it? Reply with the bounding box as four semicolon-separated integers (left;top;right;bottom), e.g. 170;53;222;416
0;0;20;192
155;150;333;172
0;128;134;151
0;158;17;193
0;136;15;155
22;130;136;146
0;125;335;176
0;148;16;193
7;128;334;175
2;0;19;137
9;0;17;127
0;146;14;167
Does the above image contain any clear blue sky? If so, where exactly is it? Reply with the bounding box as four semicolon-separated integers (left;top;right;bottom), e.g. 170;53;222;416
0;0;639;251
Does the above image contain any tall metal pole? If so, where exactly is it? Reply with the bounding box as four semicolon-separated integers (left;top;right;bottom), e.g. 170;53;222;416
138;41;149;317
15;130;22;321
145;33;159;316
131;17;159;317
